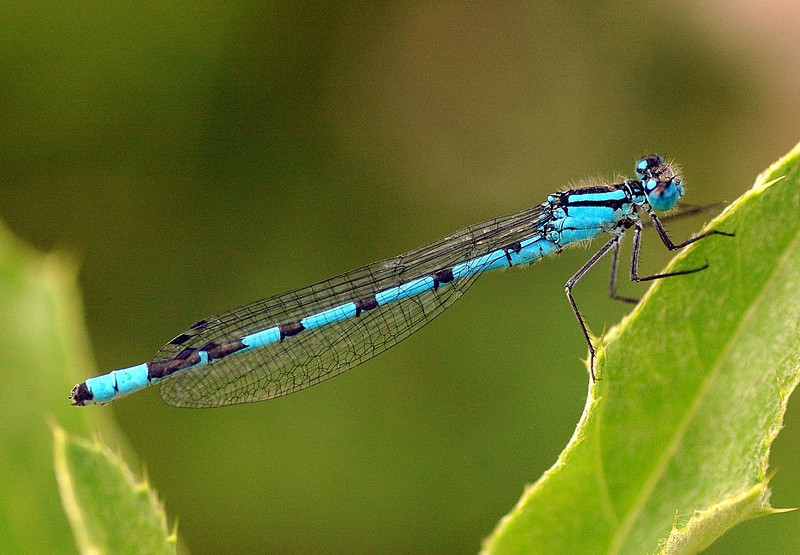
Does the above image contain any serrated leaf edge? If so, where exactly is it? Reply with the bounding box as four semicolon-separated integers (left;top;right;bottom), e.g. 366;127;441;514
656;479;793;555
52;425;177;554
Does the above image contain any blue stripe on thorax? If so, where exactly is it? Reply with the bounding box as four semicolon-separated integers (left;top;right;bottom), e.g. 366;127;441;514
562;188;628;205
549;187;634;244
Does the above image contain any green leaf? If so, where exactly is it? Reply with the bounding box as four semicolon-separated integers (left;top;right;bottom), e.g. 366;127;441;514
53;426;176;555
482;143;800;554
0;219;175;553
0;220;116;553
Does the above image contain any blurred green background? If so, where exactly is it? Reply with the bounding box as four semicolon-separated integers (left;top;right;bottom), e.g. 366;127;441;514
3;2;800;554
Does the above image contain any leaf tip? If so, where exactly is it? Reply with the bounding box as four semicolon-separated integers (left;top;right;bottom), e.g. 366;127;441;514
657;481;775;554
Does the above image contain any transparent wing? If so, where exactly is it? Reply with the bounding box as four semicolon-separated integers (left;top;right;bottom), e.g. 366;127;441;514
157;203;551;407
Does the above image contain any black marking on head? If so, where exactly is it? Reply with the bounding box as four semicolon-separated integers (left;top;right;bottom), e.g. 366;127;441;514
431;268;454;290
638;154;662;176
355;295;379;316
148;347;202;380
279;321;305;341
503;241;523;266
70;382;93;406
200;339;246;361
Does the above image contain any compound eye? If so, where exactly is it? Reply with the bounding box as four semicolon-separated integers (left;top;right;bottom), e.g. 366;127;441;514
646;177;684;212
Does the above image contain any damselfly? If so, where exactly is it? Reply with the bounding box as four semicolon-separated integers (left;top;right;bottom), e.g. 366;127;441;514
71;155;731;408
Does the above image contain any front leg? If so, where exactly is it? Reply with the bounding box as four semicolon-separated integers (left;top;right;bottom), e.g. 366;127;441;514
630;216;730;283
646;206;734;251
